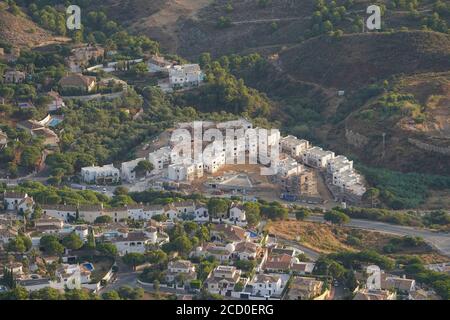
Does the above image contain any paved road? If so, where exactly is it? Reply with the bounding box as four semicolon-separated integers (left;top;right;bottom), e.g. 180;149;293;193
276;237;321;261
306;215;450;257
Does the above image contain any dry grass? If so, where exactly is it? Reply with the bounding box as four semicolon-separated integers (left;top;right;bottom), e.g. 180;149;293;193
265;219;449;264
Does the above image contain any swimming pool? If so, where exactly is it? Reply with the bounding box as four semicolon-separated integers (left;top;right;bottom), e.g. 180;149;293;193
82;262;95;271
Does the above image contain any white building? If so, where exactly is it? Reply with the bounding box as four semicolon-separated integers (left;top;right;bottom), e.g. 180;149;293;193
168;160;203;182
41;204;77;222
277;156;303;178
148;147;172;170
229;203;247;224
250;274;283;297
148;55;173;73
81;164;120;184
77;204;104;223
111;229;158;256
166;260;196;283
3;191;34;213
169;64;204;88
332;170;366;196
302;147;335;168
233;241;259;260
280;135;310;158
194;206;209;222
121;158;146;183
203;149;226;174
327;155;353;175
204;265;242;295
127;204;165;221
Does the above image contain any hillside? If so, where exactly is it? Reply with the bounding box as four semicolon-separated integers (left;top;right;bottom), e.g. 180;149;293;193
0;3;69;48
92;0;450;58
328;71;450;175
278;31;450;90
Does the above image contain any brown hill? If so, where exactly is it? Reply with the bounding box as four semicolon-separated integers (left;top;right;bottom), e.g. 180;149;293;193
279;31;450;90
328;71;450;175
0;5;69;48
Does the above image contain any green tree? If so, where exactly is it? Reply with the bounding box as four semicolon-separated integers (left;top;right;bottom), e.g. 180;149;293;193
244;202;261;226
62;232;83;250
295;208;312;221
102;290;121;300
94;215;113;224
324;210;350;225
208;198;229;219
122;253;146;268
97;243;118;257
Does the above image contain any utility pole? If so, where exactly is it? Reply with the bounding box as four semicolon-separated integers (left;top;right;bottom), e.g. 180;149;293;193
381;132;386;158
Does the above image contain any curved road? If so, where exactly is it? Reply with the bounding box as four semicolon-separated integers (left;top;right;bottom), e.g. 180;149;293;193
306;215;450;257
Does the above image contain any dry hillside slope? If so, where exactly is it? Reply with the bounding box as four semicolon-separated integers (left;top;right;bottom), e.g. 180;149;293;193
279;31;450;90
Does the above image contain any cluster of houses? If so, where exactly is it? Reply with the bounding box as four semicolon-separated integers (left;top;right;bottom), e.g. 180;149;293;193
280;134;366;199
2;191;248;226
352;268;420;300
78;119;366;202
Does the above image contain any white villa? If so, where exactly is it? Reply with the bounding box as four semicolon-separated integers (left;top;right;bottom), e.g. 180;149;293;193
205;265;243;296
166;260;196;283
111;229;158;256
169;64;204;88
229;202;247;225
249;274;284;297
81;164;120;184
3;191;34;213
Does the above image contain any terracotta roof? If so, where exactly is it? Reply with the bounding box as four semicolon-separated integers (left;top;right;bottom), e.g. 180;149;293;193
211;224;247;242
59;73;96;88
264;253;292;271
235;241;258;253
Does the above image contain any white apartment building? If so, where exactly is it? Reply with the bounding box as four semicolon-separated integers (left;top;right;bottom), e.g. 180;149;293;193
203;149;226;174
168;160;203;182
121;158;146;183
332;170;366;196
302;147;335;168
280;135;310;158
277;156;303;178
169;64;204;88
148;147;172;170
81;164;120;184
327;155;353;175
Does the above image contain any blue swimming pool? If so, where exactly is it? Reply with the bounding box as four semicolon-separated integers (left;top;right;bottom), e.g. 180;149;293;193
82;263;95;271
48;118;63;127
